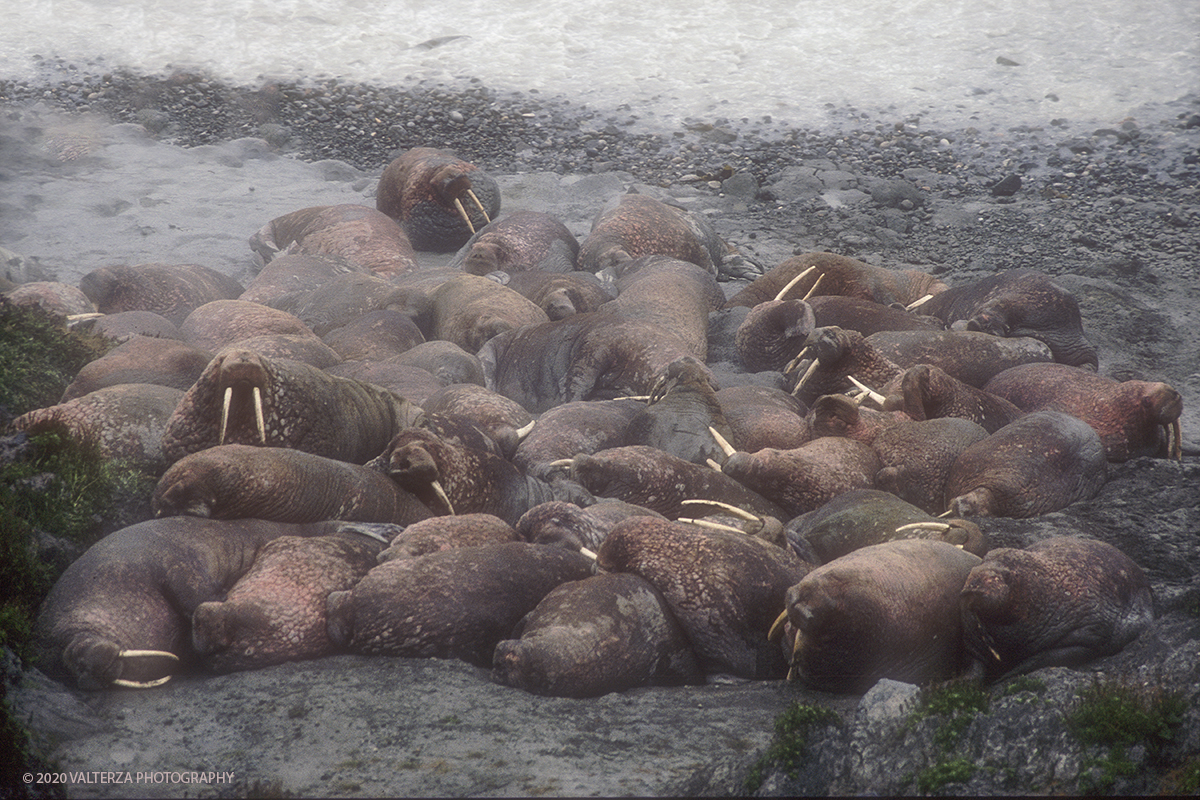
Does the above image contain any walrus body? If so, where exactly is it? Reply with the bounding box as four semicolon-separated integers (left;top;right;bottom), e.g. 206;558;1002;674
721;436;882;518
782;539;982;693
881;363;1026;434
960;536;1154;679
512;398;644;479
152;444;436;525
191;531;385;673
724;252;947;309
34;517;340;689
449;209;579;274
78;262;244;326
492;572;704;697
426;274;549;353
596;517;811;679
325;542;594;666
375;147;501;252
248;204;418;277
578;193;725;275
501;271;613;320
376;514;518;562
623;356;736;465
60;336;211;402
178;299;319;353
865;329;1054;389
735;299;816;373
870;416;993;514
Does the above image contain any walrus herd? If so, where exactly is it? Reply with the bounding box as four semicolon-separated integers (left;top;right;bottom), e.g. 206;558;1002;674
6;145;1184;700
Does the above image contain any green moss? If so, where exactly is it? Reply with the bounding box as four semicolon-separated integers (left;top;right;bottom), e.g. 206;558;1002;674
744;702;840;792
1172;755;1200;794
916;757;975;794
907;680;990;750
1000;675;1047;697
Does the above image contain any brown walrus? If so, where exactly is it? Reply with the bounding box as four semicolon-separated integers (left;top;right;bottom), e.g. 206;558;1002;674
248;204;418;277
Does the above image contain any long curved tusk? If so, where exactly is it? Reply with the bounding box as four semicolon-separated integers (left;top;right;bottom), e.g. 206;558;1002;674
219;386;232;445
466;189;491;225
937;508;954;518
112;676;173;689
1168;420;1182;460
772;265;817;302
680;498;758;522
515;420;536;440
706;458;723;473
791;358;821;396
622;394;651;401
767;608;789;643
431;480;456;516
579;546;597;561
801;272;825;301
894;521;951;533
784;346;812;375
647;375;668;405
905;294;934;312
453;197;477;234
253;386;266;445
846;375;886;407
118;649;180;661
708;426;737;458
545;458;574;469
678;517;748;535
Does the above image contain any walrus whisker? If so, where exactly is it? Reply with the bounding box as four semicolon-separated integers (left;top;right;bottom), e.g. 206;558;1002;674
706;458;723;472
791;358;821;397
453;197;477;234
846;375;885;406
905;293;934;311
219;386;232;445
801;272;825;301
253;386;266;445
112;676;174;689
707;426;737;458
466;189;491;224
767;608;789;643
431;480;456;516
771;265;817;302
515;420;536;440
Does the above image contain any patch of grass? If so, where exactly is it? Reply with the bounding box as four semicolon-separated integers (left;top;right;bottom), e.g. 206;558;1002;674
743;702;840;792
916;757;975;794
1000;674;1047;697
909;680;990;750
1168;755;1200;794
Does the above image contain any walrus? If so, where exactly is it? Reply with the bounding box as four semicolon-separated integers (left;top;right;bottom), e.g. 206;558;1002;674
723;252;948;309
247;204;418;277
60;335;211;402
577;193;726;275
4;280;97;317
220;333;342;370
191;530;386;673
324;360;445;407
734;299;817;374
492;572;704;697
864;329;1054;389
420;383;534;459
270;271;431;338
623;356;737;465
596;516;812;679
376;513;518;562
512;398;645;480
516;500;666;555
714;385;811;452
718;435;882;519
880;363;1026;434
238;253;367;306
70;309;183;343
325;542;594;665
33;516;345;689
805;394;911;445
375;146;501;252
391;340;485;387
160;348;422;466
870;416;993;515
915;268;1098;369
178;299;319;353
608;256;725;361
320;308;425;362
499;270;613;320
152;444;437;525
960;536;1154;679
448;209;580;274
777;539;982;693
807;295;945;335
786;326;904;406
943;410;1108;518
569;445;789;521
78;263;245;326
12;383;185;475
785;489;987;564
982;362;1184;461
426;273;549;353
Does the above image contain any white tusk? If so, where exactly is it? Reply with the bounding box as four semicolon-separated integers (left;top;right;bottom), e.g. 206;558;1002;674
791;358;821;396
515;420;535;440
767;608;789;643
801;272;825;301
846;375;886;406
579;546;597;561
1169;420;1182;460
894;521;951;533
708;426;737;458
905;294;934;311
681;498;758;522
937;508;954;518
545;458;574;469
784;346;812;375
706;458;723;472
467;189;491;225
679;517;747;535
117;649;180;661
772;265;817;302
219;386;232;445
112;676;173;689
431;480;456;516
453;197;477;234
253;386;266;445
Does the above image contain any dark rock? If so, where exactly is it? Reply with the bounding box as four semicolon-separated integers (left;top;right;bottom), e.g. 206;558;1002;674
990;174;1022;196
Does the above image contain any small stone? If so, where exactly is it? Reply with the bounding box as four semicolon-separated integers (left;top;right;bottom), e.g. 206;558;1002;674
991;174;1022;196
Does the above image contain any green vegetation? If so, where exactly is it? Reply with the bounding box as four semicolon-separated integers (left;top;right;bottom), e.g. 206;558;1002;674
909;680;990;750
1067;678;1187;794
916;756;975;794
0;297;110;416
744;702;840;792
1000;674;1047;697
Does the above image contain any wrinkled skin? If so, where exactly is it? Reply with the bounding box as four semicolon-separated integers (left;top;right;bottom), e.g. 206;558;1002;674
596;517;812;679
160;348;422;466
865;329;1054;388
984;362;1183;461
724;252;947;309
421;383;533;459
517;500;665;554
238;253;367;306
427;273;549;353
944;410;1108;518
377;514;518;562
570;445;789;521
34;517;342;689
153;444;436;525
501;271;613;320
722;436;882;518
788;326;904;406
78;262;244;326
179;299;319;354
12;383;185;475
961;536;1154;680
786;488;987;564
624;356;737;465
715;385;811;452
513;399;644;481
735;299;816;373
807;295;945;335
326;542;594;665
191;532;384;673
871;417;992;515
805;394;911;445
61;336;211;402
608;256;725;361
392;340;486;387
881;363;1026;434
321;308;425;362
448;209;579;274
273;271;432;338
492;572;704;697
375;147;501;252
578;193;726;275
247;204;418;277
782;539;981;693
917;268;1098;369
324;360;444;407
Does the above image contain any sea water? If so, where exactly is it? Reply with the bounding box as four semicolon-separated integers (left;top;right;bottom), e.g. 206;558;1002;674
4;0;1198;133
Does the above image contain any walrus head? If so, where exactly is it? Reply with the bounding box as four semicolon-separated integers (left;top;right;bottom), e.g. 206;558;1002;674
432;165;491;234
385;432;456;516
